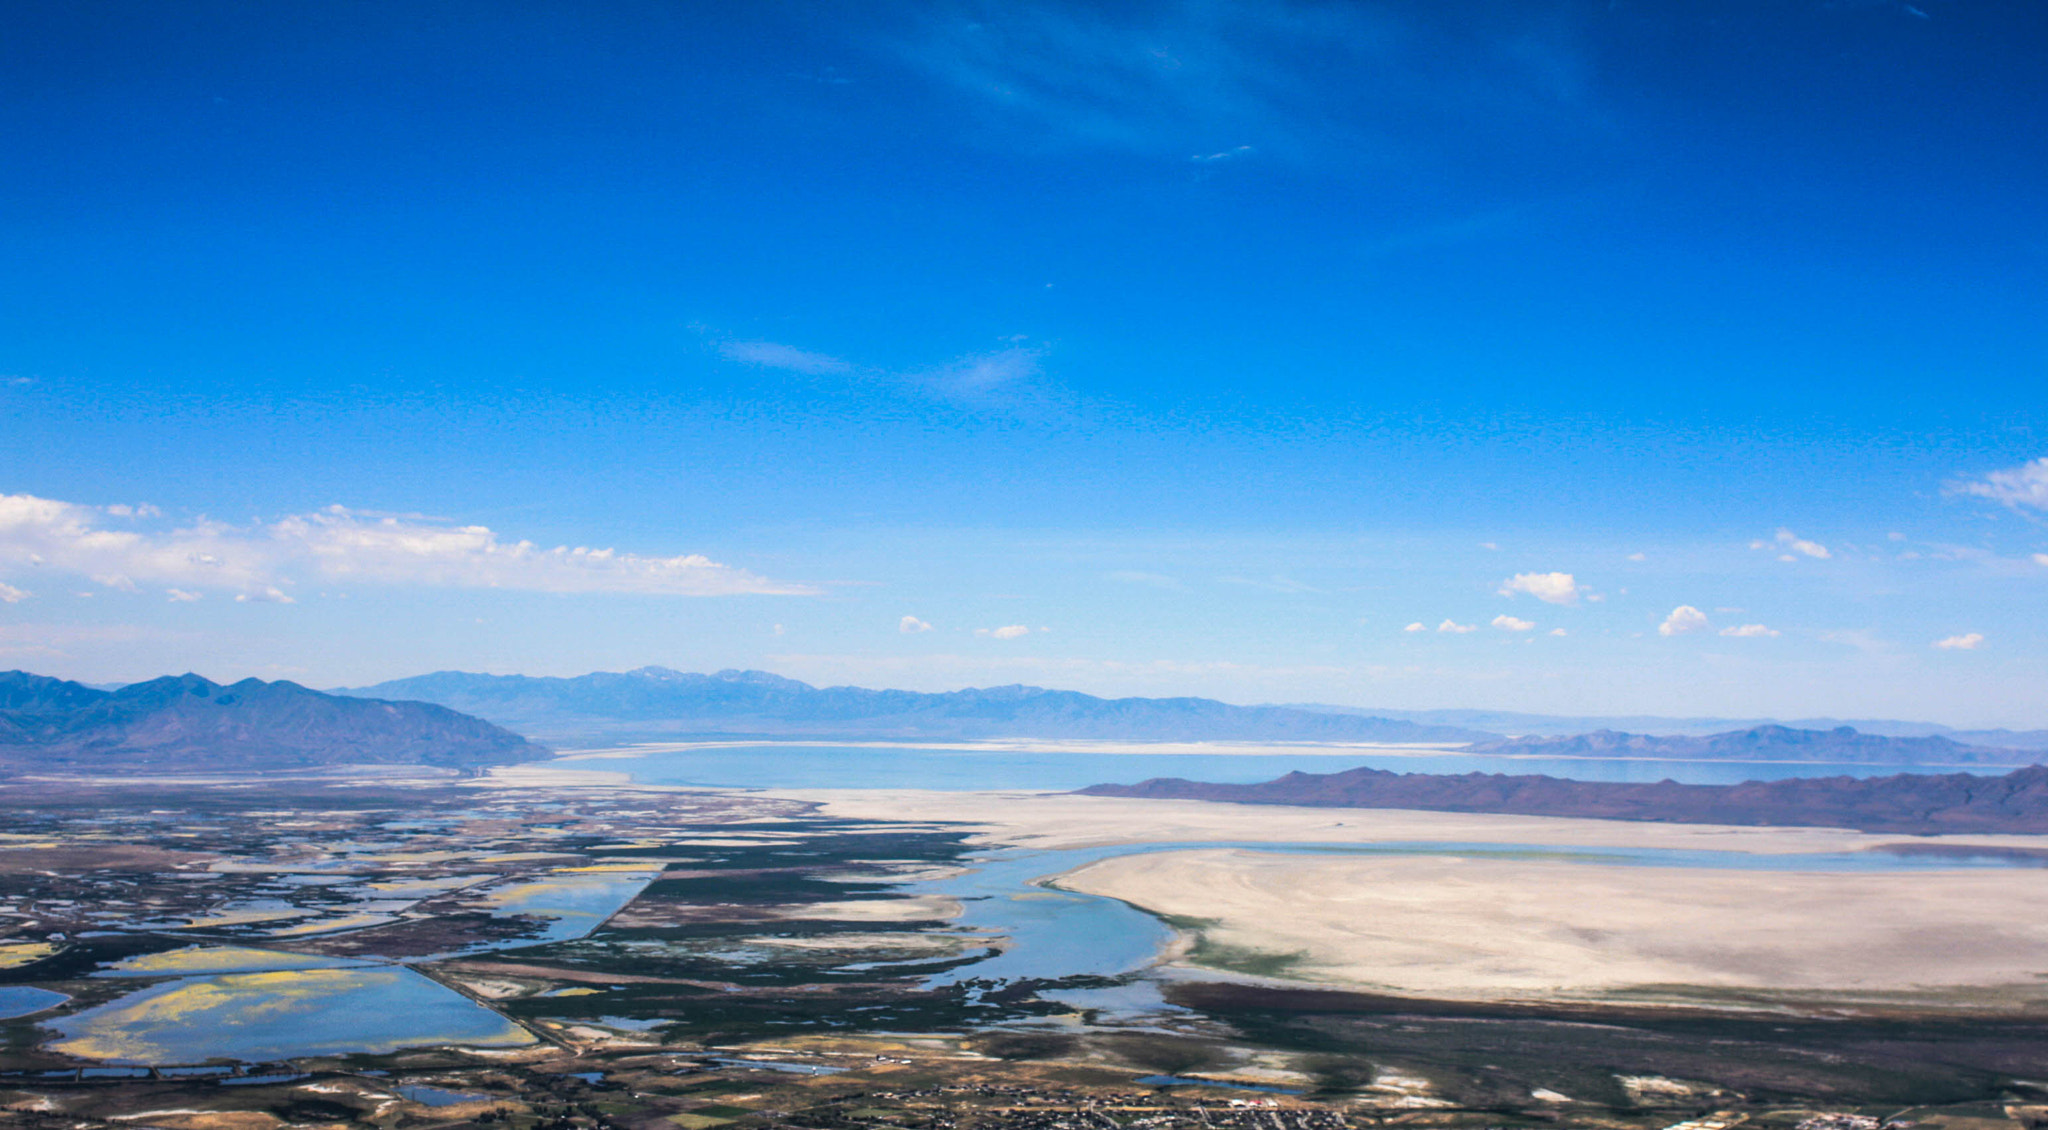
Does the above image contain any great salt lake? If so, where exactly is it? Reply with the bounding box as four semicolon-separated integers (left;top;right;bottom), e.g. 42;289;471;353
566;741;2022;792
40;743;2046;1064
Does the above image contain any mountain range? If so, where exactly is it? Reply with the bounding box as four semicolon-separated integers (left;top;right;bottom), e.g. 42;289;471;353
1076;760;2048;835
1470;725;2025;765
1284;703;2048;749
0;671;547;772
337;667;1495;744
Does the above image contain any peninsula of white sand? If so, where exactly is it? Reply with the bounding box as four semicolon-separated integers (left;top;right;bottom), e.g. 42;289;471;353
769;789;2048;1008
1057;847;2048;1005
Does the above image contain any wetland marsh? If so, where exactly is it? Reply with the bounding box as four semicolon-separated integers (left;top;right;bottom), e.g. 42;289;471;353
3;768;2048;1128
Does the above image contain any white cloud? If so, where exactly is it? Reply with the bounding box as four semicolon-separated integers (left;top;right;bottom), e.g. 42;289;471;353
165;588;202;603
1491;614;1535;632
1766;528;1830;559
1626;552;1645;562
1952;457;2048;511
718;340;854;375
2034;553;2048;567
899;615;932;634
0;581;27;604
773;623;785;636
975;625;1031;640
1548;627;1567;636
1718;624;1779;638
912;347;1044;405
1933;632;1984;651
1403;622;1427;632
1437;619;1476;634
1658;605;1708;637
0;494;813;602
235;586;296;604
1498;571;1579;605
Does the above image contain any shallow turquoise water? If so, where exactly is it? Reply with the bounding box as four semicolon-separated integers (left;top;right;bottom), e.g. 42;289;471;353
583;743;2006;791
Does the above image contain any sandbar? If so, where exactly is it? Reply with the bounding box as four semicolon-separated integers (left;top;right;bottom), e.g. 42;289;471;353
762;788;2048;854
1055;847;2048;1007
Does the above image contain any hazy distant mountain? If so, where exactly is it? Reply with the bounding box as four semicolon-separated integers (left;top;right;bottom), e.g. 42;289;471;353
1470;725;2028;765
339;667;1497;744
1282;703;2048;750
0;671;547;772
1077;759;2048;835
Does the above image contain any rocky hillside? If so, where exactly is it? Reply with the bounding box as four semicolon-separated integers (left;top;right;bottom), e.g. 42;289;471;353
1469;724;2025;764
0;671;548;772
1077;756;2048;834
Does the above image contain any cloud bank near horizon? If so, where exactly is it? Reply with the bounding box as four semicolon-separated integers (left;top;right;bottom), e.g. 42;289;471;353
0;494;814;603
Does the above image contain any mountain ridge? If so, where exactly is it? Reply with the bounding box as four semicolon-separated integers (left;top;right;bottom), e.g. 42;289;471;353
1469;724;2023;765
0;670;548;771
1075;758;2048;834
1280;702;2048;749
338;667;1496;744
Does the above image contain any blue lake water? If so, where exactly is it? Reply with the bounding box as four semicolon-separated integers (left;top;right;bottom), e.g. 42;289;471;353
45;967;535;1064
574;743;2020;792
0;986;68;1020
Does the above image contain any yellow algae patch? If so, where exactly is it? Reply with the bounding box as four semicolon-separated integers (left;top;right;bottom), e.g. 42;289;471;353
0;942;59;969
49;967;535;1063
550;987;601;997
106;946;357;976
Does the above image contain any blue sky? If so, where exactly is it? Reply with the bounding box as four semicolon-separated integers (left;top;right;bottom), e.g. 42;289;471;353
4;0;2047;724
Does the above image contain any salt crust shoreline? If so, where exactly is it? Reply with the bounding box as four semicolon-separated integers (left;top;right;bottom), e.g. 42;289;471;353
762;789;2048;1007
465;777;2048;1006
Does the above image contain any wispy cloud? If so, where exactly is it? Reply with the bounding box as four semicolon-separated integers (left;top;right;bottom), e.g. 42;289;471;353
1751;528;1829;561
908;346;1047;407
899;615;932;634
884;0;1596;170
710;330;1063;415
1403;621;1426;632
1658;605;1708;637
718;340;854;375
1437;619;1476;634
975;624;1032;640
1950;456;2048;512
0;494;813;602
1933;632;1984;651
1491;614;1534;632
1498;571;1579;605
1718;623;1779;638
0;581;27;604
